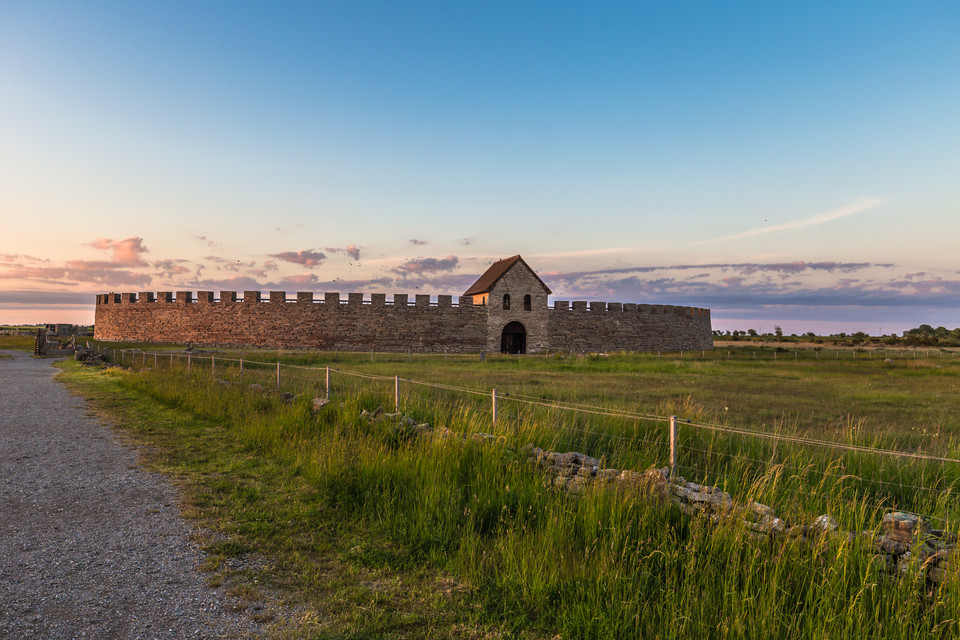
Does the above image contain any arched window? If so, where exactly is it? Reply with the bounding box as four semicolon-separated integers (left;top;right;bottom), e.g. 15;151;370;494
523;294;531;311
502;293;510;310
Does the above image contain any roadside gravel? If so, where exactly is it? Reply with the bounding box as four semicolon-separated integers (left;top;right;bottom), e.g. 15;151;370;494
0;350;263;639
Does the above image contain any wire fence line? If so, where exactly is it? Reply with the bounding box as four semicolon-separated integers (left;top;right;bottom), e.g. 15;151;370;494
99;346;960;524
101;346;960;460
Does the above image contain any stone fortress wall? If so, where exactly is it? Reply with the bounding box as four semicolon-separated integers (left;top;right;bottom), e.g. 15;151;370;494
94;291;488;352
93;290;713;353
94;255;713;353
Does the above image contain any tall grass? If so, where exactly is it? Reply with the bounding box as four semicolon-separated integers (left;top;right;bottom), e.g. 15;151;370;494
100;353;960;639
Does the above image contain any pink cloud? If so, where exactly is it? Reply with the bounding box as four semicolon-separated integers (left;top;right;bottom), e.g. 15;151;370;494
0;266;68;282
0;254;50;264
87;236;149;266
111;238;149;265
393;255;459;275
281;274;320;286
0;263;152;287
269;249;326;268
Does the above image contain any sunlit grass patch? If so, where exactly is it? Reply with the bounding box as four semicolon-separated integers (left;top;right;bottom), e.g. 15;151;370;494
56;349;960;639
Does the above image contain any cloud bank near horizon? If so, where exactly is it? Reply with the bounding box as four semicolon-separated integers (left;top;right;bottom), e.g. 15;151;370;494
2;237;959;331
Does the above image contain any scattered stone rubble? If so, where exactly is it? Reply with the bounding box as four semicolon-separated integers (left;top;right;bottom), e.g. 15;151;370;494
526;443;955;586
352;406;957;587
73;347;103;364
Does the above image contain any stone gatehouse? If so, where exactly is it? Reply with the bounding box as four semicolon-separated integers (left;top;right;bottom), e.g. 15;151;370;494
94;255;713;353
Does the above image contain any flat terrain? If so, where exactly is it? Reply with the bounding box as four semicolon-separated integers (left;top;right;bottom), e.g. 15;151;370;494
44;345;960;638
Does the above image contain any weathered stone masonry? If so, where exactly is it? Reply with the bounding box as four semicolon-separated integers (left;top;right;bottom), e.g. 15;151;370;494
94;256;713;353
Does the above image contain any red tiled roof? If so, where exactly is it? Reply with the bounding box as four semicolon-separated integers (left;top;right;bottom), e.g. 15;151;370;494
463;255;552;296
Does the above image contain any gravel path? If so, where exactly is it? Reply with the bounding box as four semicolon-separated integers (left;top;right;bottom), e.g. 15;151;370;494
0;350;262;639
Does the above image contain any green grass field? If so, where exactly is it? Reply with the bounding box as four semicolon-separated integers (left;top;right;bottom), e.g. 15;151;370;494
57;346;960;638
0;334;36;351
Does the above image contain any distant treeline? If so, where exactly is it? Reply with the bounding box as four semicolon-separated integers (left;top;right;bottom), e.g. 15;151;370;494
714;324;960;347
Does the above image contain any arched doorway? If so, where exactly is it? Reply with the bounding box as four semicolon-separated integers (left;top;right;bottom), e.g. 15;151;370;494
500;321;526;354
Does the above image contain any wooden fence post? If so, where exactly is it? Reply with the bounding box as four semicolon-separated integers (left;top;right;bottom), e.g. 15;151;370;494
395;375;399;412
276;361;281;390
669;416;677;481
325;366;330;400
492;388;498;427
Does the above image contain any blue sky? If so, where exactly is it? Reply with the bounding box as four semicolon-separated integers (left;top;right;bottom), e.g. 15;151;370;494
1;1;958;334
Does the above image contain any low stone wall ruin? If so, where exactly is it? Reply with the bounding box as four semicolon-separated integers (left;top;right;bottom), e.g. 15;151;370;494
359;407;955;586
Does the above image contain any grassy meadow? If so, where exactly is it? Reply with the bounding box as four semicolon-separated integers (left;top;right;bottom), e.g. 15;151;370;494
0;333;37;351
56;344;960;639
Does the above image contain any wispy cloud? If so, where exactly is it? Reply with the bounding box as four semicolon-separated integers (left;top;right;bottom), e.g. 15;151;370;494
548;261;887;282
0;254;50;264
192;273;322;291
0;290;98;307
195;235;222;249
528;247;632;259
697;197;888;245
0;263;152;287
154;259;191;278
325;244;361;261
281;274;320;286
537;259;960;316
268;249;326;268
393;255;459;275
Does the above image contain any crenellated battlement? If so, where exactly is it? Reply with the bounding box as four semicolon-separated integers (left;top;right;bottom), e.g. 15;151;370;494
549;300;710;318
96;291;710;318
97;291;477;308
